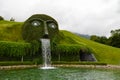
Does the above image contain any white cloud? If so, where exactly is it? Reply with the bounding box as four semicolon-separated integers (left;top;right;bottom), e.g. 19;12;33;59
0;0;120;37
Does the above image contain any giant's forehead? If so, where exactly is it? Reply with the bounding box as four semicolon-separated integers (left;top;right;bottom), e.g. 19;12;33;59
26;14;58;23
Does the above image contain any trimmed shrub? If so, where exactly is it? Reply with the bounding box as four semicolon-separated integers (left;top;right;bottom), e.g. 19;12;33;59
0;41;31;57
0;41;42;62
0;61;34;66
51;44;94;61
52;61;107;65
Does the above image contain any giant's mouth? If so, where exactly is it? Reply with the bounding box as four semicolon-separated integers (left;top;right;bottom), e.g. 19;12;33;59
42;34;49;38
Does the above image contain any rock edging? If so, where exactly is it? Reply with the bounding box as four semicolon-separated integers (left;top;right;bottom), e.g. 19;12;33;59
0;65;37;70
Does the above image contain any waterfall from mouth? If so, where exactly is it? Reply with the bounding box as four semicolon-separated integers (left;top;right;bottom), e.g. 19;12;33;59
40;38;54;69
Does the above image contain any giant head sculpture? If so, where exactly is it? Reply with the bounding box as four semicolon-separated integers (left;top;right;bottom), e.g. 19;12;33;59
22;14;59;42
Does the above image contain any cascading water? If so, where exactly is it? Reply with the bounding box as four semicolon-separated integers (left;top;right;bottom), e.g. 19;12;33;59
40;38;55;69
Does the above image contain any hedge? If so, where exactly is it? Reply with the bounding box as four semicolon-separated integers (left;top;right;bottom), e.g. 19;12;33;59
0;41;31;57
52;61;107;65
0;61;34;66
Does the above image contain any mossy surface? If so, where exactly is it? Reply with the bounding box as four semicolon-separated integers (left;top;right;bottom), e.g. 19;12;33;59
22;14;59;42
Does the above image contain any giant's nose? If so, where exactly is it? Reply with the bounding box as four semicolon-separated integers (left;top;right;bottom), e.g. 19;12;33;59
42;21;49;38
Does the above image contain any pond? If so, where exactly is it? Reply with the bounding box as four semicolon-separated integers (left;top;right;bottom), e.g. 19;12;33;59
0;67;120;80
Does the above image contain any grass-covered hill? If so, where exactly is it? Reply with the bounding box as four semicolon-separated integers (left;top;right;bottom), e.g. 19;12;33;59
0;20;120;64
0;20;23;41
60;30;120;64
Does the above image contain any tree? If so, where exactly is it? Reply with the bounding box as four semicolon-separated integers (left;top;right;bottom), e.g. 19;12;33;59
10;17;15;21
90;35;108;44
0;16;4;20
90;35;100;42
99;36;108;44
109;29;120;48
111;29;120;36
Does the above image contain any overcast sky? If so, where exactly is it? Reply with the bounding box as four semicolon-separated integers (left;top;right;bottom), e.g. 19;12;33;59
0;0;120;37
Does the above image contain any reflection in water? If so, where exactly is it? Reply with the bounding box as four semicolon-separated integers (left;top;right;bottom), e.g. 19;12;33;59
63;69;115;80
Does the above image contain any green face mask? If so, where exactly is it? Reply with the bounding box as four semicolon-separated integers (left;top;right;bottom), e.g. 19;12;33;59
22;14;59;42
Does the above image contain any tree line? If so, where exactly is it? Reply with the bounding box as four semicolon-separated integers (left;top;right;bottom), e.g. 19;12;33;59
0;16;15;21
90;29;120;48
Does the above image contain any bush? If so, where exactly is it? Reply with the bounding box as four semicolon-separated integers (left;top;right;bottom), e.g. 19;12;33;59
0;61;34;66
0;16;4;20
0;41;31;58
10;17;15;21
51;44;94;61
52;61;107;65
33;58;42;65
0;41;42;62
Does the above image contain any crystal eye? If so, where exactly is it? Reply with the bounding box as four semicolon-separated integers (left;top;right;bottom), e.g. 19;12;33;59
48;23;57;29
31;21;40;26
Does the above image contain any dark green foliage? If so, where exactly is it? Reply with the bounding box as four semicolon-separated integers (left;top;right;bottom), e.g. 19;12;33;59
90;35;99;41
52;44;81;61
22;14;59;42
90;35;108;44
51;44;94;61
0;61;34;66
0;41;31;57
54;44;91;54
109;35;120;48
29;40;41;55
109;29;120;48
90;29;120;48
52;61;107;65
51;31;95;61
0;41;42;62
99;36;108;44
27;14;58;21
0;16;4;20
111;29;120;35
10;17;15;21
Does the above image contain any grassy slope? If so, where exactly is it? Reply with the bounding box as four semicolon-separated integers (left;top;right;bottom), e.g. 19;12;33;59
0;20;23;42
0;20;120;64
61;30;120;64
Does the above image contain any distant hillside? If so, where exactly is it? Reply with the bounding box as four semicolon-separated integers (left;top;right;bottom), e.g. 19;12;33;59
0;20;120;64
73;32;90;39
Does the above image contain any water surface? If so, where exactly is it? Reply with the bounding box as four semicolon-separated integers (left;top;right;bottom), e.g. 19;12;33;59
0;67;120;80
